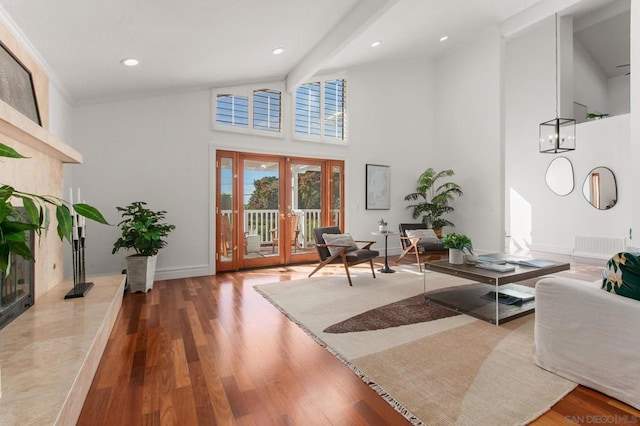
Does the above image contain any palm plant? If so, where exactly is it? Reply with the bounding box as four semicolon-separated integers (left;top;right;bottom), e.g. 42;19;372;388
404;168;462;230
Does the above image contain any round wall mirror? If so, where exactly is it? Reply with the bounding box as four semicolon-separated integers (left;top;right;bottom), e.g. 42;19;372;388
582;167;617;210
545;157;574;196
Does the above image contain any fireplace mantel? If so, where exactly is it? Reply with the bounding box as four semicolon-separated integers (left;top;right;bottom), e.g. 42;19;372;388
0;100;81;164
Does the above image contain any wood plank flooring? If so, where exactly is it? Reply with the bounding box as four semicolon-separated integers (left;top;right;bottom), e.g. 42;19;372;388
79;261;640;425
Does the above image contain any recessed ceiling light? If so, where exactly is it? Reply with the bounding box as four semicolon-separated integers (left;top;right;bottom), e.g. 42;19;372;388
120;58;139;67
371;41;382;48
272;47;285;55
439;36;449;42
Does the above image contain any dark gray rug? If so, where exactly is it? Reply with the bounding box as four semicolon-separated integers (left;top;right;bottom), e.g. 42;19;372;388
323;294;461;333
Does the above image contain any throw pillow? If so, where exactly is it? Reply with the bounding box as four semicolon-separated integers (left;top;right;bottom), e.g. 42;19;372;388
322;233;358;256
602;252;640;301
405;228;439;243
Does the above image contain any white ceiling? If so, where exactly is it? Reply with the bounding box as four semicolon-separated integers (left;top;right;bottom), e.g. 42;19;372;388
0;0;628;105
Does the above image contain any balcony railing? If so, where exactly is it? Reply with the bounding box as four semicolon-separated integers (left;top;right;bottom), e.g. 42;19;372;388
221;209;340;247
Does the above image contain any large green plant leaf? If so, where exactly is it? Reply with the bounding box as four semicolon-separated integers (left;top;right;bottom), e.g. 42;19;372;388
0;200;12;222
0;244;10;275
21;197;41;226
0;143;28;159
7;240;34;259
73;203;110;225
56;204;73;241
0;185;14;202
1;220;39;233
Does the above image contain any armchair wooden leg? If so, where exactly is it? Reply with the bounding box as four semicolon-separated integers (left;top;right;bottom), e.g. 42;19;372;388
396;244;422;271
414;249;422;272
308;261;327;278
396;244;417;264
369;259;376;279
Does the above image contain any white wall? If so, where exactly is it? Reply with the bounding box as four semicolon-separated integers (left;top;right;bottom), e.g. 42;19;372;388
608;74;631;115
70;58;436;278
48;84;74;142
506;16;631;256
433;28;504;254
574;36;609;115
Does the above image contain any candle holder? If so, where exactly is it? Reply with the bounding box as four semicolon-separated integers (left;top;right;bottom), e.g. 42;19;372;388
64;224;94;299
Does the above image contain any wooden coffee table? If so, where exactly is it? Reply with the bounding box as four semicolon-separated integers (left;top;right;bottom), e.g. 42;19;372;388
423;254;570;325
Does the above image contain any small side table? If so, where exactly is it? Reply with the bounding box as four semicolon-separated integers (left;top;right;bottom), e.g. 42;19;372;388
371;231;396;273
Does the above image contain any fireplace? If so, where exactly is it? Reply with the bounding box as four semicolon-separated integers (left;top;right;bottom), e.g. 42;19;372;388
0;214;34;331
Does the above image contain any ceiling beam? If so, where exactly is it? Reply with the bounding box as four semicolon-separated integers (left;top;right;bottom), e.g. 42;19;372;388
285;0;398;93
501;0;592;39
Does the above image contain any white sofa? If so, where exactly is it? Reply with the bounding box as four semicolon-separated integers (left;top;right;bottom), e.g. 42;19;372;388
534;276;640;410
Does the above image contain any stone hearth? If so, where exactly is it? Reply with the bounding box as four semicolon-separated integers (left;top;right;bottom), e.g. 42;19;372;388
0;275;125;425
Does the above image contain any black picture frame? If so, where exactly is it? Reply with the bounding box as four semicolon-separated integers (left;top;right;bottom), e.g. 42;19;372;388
366;164;390;210
0;41;41;125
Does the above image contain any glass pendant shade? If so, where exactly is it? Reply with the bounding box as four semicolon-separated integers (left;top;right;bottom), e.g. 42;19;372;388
539;117;576;153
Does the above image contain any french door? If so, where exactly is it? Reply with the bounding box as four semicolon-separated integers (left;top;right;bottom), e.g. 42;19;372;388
216;150;344;271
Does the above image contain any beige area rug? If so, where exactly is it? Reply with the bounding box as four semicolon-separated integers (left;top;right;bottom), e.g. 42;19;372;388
255;268;577;426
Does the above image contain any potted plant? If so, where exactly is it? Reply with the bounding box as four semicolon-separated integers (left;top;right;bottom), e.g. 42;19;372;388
0;143;108;275
112;201;175;292
442;233;473;265
404;168;462;237
378;218;388;233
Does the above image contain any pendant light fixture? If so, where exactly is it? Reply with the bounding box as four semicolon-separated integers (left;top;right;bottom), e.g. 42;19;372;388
539;13;575;154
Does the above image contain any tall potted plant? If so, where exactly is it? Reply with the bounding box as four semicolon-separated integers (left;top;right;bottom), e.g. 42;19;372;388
112;201;175;292
404;167;463;237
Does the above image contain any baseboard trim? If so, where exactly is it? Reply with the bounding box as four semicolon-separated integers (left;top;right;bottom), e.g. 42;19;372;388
155;264;211;281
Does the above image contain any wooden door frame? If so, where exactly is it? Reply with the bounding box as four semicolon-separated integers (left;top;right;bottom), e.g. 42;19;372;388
215;150;345;272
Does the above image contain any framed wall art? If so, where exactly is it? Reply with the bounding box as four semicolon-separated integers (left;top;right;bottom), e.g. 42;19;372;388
0;41;41;125
366;164;390;210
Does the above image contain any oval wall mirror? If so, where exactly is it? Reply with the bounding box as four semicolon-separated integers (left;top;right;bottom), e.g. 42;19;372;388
582;167;617;210
545;157;574;196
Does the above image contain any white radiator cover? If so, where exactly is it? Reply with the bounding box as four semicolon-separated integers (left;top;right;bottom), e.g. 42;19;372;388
573;235;626;258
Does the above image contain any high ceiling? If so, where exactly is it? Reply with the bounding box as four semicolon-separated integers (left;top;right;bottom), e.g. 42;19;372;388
0;0;628;105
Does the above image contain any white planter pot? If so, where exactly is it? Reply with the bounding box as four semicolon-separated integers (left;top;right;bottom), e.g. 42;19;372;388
126;255;157;292
448;249;465;264
379;225;388;233
464;254;478;264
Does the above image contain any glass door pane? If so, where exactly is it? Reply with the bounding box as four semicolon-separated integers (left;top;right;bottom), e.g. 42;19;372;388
289;161;323;261
217;155;235;271
330;163;343;228
242;158;280;262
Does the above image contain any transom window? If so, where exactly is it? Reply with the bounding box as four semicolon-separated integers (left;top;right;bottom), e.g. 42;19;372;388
212;85;282;135
295;79;346;142
216;94;249;128
253;89;281;132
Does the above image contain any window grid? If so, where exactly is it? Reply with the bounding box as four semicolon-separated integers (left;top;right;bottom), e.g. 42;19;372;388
253;89;282;132
295;82;321;136
324;80;345;139
294;79;345;141
216;94;249;128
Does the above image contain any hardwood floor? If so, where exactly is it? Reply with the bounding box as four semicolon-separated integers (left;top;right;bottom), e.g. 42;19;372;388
79;261;640;425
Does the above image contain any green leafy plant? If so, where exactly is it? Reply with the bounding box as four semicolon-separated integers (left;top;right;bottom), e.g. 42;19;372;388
378;218;388;226
112;201;175;257
586;112;609;120
0;142;109;275
442;233;473;254
404;168;462;230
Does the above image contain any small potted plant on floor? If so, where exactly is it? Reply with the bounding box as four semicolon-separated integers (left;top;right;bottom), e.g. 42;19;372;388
442;233;473;264
112;201;175;292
